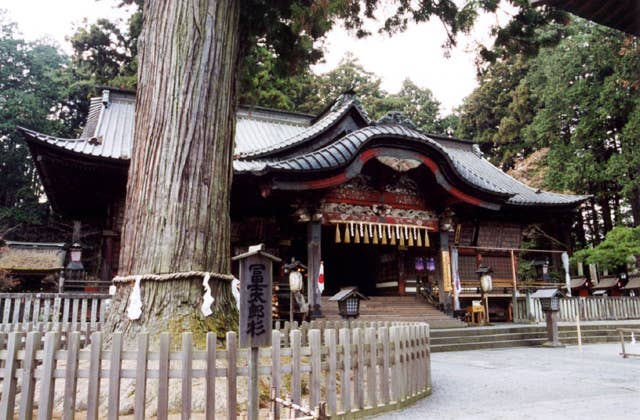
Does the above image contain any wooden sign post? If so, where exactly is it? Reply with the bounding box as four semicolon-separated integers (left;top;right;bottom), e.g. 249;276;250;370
233;244;281;420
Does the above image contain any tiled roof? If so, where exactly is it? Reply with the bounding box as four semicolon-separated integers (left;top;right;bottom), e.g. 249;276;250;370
235;93;370;159
592;276;620;290
622;276;640;290
20;89;588;208
21;91;134;160
235;107;312;156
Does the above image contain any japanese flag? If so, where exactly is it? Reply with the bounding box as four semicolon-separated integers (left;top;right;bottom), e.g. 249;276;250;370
318;261;325;294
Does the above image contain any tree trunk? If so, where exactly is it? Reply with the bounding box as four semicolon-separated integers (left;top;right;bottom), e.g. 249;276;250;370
598;196;613;235
630;186;640;227
103;0;241;346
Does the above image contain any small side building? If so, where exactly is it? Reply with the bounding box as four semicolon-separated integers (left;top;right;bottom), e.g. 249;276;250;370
0;241;66;292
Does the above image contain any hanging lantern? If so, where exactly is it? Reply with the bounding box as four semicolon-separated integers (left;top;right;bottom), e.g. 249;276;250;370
426;257;436;272
335;224;342;243
415;257;425;271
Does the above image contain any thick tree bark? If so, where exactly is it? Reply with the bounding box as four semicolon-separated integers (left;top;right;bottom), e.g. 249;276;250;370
104;0;241;345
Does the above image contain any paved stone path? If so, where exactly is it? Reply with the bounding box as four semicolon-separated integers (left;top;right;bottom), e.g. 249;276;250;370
373;343;640;420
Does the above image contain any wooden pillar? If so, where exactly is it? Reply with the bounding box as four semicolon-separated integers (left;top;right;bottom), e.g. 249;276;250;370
510;250;518;322
439;231;452;312
307;221;323;318
398;252;405;295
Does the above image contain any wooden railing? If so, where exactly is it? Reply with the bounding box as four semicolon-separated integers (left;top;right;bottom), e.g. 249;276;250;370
0;293;110;333
617;328;640;358
0;323;431;419
515;296;640;322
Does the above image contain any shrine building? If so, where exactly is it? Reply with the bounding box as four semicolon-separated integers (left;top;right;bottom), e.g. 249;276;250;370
19;88;588;321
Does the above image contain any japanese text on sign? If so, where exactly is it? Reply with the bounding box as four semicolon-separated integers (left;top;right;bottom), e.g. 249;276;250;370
239;255;273;347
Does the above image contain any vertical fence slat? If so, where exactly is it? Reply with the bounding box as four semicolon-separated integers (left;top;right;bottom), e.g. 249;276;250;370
62;332;81;420
271;330;281;420
157;332;170;420
366;327;377;408
291;329;302;415
86;331;102;420
24;298;32;324
90;298;98;331
0;332;23;419
2;298;11;324
37;332;60;420
353;328;364;409
205;332;216;420
380;326;390;404
324;328;337;416
391;326;401;402
12;298;21;324
108;332;123;420
33;298;42;326
52;297;61;328
62;298;70;331
19;331;41;420
99;298;107;325
339;327;351;413
181;333;193;420
134;333;149;420
309;329;321;410
80;299;89;331
226;331;237;420
43;299;51;323
71;298;79;331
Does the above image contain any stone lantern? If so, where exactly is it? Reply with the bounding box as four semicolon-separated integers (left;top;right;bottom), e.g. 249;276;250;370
329;287;369;326
532;288;564;347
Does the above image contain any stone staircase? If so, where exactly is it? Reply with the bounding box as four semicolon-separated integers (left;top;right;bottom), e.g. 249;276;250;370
319;295;466;328
431;321;640;352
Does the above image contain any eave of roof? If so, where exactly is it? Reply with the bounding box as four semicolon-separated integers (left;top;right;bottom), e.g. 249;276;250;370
535;0;640;36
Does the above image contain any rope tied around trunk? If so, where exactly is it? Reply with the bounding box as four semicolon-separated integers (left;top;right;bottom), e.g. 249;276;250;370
112;271;234;283
111;271;235;320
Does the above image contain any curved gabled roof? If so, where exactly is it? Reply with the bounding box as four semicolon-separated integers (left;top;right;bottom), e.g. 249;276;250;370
233;124;589;207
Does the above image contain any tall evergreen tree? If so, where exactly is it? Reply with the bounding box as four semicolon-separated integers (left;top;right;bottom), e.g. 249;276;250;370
0;12;69;234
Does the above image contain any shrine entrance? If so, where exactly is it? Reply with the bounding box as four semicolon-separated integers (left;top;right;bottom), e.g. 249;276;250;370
320;225;440;297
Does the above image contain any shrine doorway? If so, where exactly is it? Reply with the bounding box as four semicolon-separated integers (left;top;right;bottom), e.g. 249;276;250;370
321;226;439;297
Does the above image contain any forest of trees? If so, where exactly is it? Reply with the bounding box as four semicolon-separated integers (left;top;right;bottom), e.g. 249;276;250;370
1;2;638;252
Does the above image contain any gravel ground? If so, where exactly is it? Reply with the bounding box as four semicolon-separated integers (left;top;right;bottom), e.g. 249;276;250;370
373;343;640;420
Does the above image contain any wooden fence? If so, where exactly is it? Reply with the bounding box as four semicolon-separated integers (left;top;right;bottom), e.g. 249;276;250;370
0;323;431;419
516;296;640;322
0;293;110;333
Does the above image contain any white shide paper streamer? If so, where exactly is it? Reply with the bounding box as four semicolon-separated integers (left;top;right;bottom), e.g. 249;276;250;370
127;275;143;320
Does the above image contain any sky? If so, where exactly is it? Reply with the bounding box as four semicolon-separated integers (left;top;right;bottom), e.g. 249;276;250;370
1;0;510;114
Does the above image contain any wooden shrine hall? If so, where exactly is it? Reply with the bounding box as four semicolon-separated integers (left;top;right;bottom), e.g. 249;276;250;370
19;88;588;321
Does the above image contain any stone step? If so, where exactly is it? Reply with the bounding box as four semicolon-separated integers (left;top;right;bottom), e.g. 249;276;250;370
430;322;637;352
